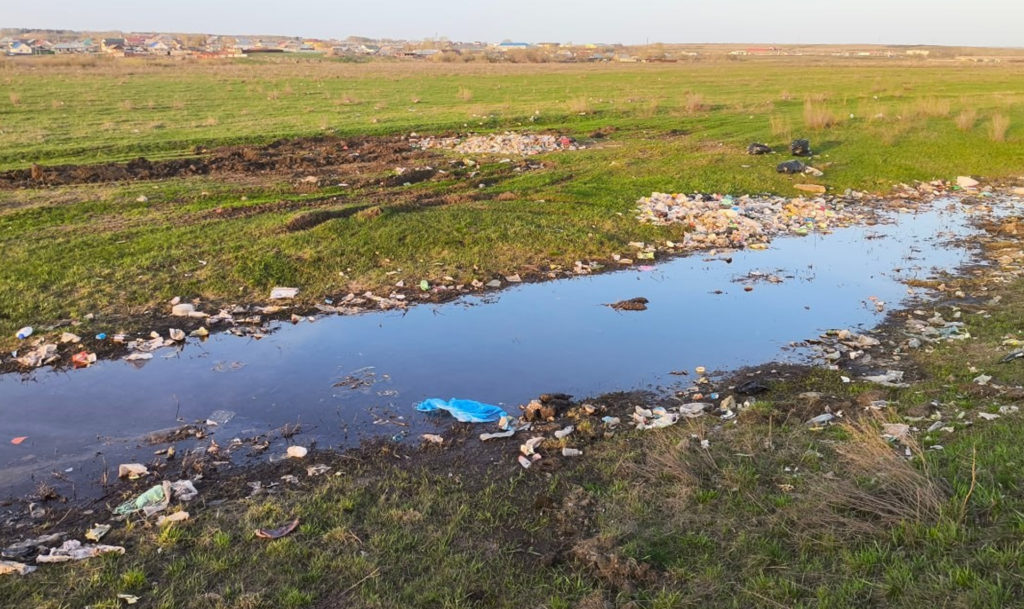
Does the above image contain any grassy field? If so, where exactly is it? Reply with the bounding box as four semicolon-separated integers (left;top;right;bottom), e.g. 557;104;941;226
1;56;1023;342
4;54;1024;608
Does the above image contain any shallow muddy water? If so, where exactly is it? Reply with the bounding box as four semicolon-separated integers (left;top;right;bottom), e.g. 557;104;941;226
0;200;990;496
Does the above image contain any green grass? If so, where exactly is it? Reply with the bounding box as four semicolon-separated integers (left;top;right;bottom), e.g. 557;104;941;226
2;56;1023;342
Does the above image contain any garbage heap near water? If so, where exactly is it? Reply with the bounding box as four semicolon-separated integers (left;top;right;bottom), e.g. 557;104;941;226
635;192;861;250
412;132;581;156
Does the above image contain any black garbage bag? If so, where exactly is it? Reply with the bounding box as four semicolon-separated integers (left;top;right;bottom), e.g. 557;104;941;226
790;139;811;156
776;160;806;174
747;142;772;155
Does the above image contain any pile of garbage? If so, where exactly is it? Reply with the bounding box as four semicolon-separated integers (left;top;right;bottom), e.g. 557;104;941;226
635;192;858;249
412;132;581;156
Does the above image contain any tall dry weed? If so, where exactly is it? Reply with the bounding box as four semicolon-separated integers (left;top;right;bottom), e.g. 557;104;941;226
770;115;792;139
912;96;951;118
803;99;839;130
954;109;977;131
9;91;21;106
456;86;473;102
990;113;1010;141
805;416;947;534
682;91;707;114
566;96;590;114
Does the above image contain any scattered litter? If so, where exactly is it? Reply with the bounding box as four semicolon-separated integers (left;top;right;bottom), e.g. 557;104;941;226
601;416;621;428
633;406;679;430
36;540;125;563
255;518;299;540
286;446;308;459
777;160;806;174
999;405;1019;415
956;176;979;189
269;287;299;300
114;479;197;516
860;370;908;387
882;423;911;440
71;351;96;368
999;349;1024;363
117;463;149;479
15;326;33;340
171;303;195;317
420;433;444;444
973;374;993;386
413;132;582;156
124;353;153;362
747;142;772;155
10;436;27;445
553;426;574;439
117;594;140;605
416;398;509;423
562;447;583;457
805;413;835;426
794;183;826;195
206;409;236;426
84;524;111;542
790;139;812;156
480;429;516;441
59;332;81;344
520;436;544;456
306;464;331;477
0;560;36;576
168;328;186;342
978;412;1000;421
679;403;709;418
156;511;189;526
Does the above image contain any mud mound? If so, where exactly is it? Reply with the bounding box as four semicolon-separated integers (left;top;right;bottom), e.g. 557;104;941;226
0;136;424;189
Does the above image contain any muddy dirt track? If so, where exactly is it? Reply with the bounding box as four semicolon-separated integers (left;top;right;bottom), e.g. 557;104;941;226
0;135;430;188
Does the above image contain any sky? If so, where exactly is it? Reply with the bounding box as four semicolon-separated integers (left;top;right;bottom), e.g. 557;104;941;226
6;0;1023;47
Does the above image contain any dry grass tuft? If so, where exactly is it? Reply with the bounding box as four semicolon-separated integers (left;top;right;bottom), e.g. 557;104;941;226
770;115;792;139
954;109;977;131
682;91;708;114
805;416;947;534
566;95;590;114
202;116;219;127
9;91;21;106
456;86;473;102
912;96;951;117
119;99;134;111
989;113;1010;141
803;99;839;130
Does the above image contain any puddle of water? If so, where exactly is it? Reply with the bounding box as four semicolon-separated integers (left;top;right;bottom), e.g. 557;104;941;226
0;202;983;496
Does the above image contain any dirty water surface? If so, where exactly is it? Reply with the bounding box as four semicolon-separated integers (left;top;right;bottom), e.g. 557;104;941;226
0;200;990;498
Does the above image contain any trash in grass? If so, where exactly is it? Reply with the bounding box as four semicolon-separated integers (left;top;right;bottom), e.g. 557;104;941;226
978;412;1000;421
679;403;710;418
860;370;908;387
156;511;190;526
286;446;308;459
117;463;149;479
973;374;993;386
747;142;772;155
553;426;574;439
420;433;444;444
15;326;33;340
601;416;621;428
255;518;299;539
306;464;331;477
805;413;835;426
776;160;807;174
117;594;140;605
562;447;583;457
114;480;198;516
36;540;125;563
84;524;111;542
71;351;96;368
416;398;509;423
881;423;910;440
269;287;299;300
480;429;516;441
999;349;1024;363
0;560;36;576
790;139;812;156
633;406;679;430
2;533;66;561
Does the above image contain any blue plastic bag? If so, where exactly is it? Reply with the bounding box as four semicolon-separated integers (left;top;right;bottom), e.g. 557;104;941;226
416;398;509;423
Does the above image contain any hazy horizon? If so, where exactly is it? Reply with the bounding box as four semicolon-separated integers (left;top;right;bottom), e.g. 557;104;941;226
5;1;1024;48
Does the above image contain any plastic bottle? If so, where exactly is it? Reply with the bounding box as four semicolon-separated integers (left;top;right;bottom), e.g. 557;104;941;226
15;326;33;340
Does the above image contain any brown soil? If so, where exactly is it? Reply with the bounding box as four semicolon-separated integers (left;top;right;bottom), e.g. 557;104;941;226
0;135;427;189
